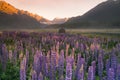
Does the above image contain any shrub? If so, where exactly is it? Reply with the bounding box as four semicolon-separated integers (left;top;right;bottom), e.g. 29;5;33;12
58;28;66;33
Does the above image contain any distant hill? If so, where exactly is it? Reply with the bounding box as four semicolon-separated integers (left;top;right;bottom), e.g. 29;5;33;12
60;0;120;28
0;1;48;29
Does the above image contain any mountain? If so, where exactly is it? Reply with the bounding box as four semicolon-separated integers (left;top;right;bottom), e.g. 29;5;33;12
43;18;68;25
0;0;18;14
0;1;48;29
51;18;68;24
19;10;50;23
60;0;120;28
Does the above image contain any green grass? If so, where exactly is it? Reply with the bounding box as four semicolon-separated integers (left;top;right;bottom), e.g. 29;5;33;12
0;28;120;38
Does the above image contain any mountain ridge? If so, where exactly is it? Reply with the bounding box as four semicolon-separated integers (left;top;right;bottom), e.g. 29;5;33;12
0;1;49;23
0;1;49;29
60;0;120;28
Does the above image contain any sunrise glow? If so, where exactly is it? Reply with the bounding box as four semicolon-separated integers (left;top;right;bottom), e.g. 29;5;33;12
5;0;107;20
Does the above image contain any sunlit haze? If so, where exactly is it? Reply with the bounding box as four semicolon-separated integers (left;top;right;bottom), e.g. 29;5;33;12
5;0;107;20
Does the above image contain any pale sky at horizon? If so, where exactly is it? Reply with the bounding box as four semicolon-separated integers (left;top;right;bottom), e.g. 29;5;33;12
5;0;107;20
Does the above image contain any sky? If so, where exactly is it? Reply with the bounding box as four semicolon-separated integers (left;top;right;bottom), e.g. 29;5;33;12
5;0;107;20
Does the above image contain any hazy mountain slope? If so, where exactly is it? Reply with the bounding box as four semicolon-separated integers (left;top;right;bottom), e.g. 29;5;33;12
61;0;120;28
0;1;48;29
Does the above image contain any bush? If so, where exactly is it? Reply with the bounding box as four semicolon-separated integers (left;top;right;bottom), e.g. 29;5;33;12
58;28;66;33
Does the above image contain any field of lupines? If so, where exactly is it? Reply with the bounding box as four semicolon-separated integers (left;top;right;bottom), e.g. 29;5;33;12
0;31;120;80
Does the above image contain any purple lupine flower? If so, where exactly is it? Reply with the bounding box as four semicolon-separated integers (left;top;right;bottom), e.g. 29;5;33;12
58;50;64;78
44;63;49;77
65;63;72;80
77;64;84;80
1;44;8;71
39;50;44;74
13;49;17;64
41;55;47;78
38;72;43;80
111;52;117;76
66;56;74;67
80;43;85;52
116;64;120;80
87;66;94;80
56;42;60;66
94;48;99;62
25;49;29;67
107;68;115;80
33;52;40;76
91;61;96;80
49;51;56;80
20;65;26;80
31;70;37;80
98;54;103;80
75;55;85;78
85;51;89;71
106;59;110;76
116;43;120;50
21;56;27;70
99;49;104;58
